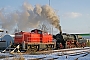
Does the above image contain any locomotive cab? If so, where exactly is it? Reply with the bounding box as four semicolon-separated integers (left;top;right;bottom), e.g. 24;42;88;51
31;29;42;34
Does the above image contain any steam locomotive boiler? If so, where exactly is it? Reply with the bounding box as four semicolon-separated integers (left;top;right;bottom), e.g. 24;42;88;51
53;33;66;49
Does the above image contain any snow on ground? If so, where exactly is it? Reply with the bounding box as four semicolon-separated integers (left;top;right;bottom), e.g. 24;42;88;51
0;53;90;60
0;52;13;57
0;47;90;60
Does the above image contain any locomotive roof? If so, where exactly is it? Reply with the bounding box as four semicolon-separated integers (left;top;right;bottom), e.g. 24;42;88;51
31;29;42;32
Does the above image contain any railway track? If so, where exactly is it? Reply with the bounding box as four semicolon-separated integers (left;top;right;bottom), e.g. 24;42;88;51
0;47;90;60
35;47;90;54
2;47;90;55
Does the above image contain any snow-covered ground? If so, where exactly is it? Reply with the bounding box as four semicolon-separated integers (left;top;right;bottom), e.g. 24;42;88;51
0;47;90;60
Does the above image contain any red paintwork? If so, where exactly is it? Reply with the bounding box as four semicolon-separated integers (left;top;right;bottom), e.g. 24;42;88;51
14;29;53;44
42;33;53;43
30;33;40;42
14;32;30;44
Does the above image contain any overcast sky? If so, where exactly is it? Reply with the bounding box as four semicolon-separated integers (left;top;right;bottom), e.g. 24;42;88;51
0;0;90;34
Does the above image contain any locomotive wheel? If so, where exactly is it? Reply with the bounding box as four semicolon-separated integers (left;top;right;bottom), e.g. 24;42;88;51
26;46;31;53
46;45;52;50
26;45;39;54
31;45;38;52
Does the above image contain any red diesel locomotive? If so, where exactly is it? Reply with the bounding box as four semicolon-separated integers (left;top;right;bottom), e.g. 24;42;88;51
14;29;55;52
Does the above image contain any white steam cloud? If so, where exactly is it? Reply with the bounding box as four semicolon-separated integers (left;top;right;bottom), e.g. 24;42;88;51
0;2;60;34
